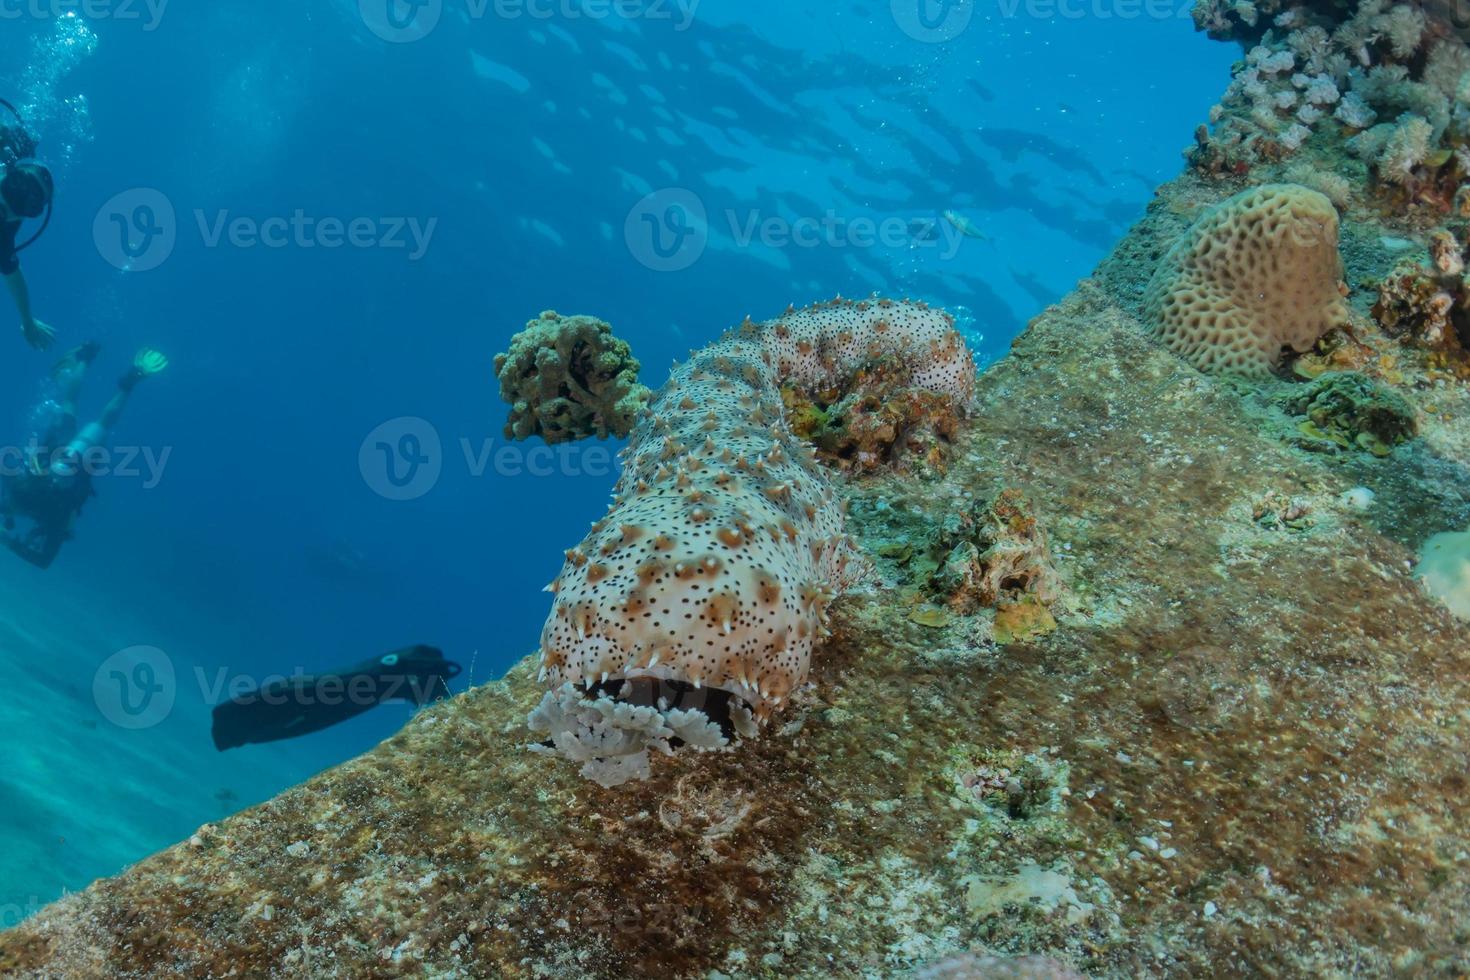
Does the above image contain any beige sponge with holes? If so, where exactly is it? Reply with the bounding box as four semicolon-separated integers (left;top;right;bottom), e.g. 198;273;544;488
1143;184;1351;378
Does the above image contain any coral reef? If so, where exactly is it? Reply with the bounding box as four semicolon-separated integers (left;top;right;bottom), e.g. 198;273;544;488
1373;228;1470;363
11;24;1470;979
532;299;974;785
1282;370;1418;455
494;311;650;444
1188;0;1470;198
1143;183;1351;376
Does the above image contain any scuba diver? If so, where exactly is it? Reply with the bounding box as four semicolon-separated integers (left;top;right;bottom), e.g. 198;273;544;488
1;345;169;569
0;98;56;351
210;645;463;750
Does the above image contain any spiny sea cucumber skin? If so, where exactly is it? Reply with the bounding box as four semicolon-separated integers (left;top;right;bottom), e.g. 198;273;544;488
538;297;975;720
762;299;976;403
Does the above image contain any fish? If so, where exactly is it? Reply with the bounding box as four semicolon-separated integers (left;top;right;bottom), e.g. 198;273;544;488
210;645;461;751
942;209;988;241
966;78;996;102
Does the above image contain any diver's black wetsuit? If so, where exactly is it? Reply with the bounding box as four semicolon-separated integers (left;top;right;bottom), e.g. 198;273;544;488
0;467;93;569
0;214;21;277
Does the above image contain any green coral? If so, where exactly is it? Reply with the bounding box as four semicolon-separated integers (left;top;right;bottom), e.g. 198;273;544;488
1282;372;1417;457
494;311;650;444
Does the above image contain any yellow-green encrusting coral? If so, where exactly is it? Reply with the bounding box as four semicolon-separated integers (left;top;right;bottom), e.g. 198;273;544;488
1283;371;1417;456
494;311;651;444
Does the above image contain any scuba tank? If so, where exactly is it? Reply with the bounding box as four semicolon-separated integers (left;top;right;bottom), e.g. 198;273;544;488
0;98;52;254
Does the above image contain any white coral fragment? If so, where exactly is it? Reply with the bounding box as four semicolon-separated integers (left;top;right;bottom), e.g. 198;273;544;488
527;683;729;789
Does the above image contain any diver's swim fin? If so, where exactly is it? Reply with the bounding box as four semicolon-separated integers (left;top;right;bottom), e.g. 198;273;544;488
210;645;461;751
119;349;169;392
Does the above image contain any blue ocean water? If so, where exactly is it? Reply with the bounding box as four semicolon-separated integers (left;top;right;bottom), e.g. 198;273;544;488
0;1;1232;922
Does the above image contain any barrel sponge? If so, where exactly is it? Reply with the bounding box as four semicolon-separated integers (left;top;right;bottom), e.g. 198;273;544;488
494;311;651;444
531;298;975;785
1143;184;1351;378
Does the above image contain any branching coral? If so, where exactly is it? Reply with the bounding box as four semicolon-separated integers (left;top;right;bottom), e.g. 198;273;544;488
1144;183;1352;377
494;311;651;444
529;298;975;786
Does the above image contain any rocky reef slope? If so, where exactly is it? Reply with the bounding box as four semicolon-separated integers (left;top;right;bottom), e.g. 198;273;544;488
2;160;1468;977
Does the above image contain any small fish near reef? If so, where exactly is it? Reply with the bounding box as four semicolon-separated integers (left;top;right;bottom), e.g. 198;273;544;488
943;209;988;241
